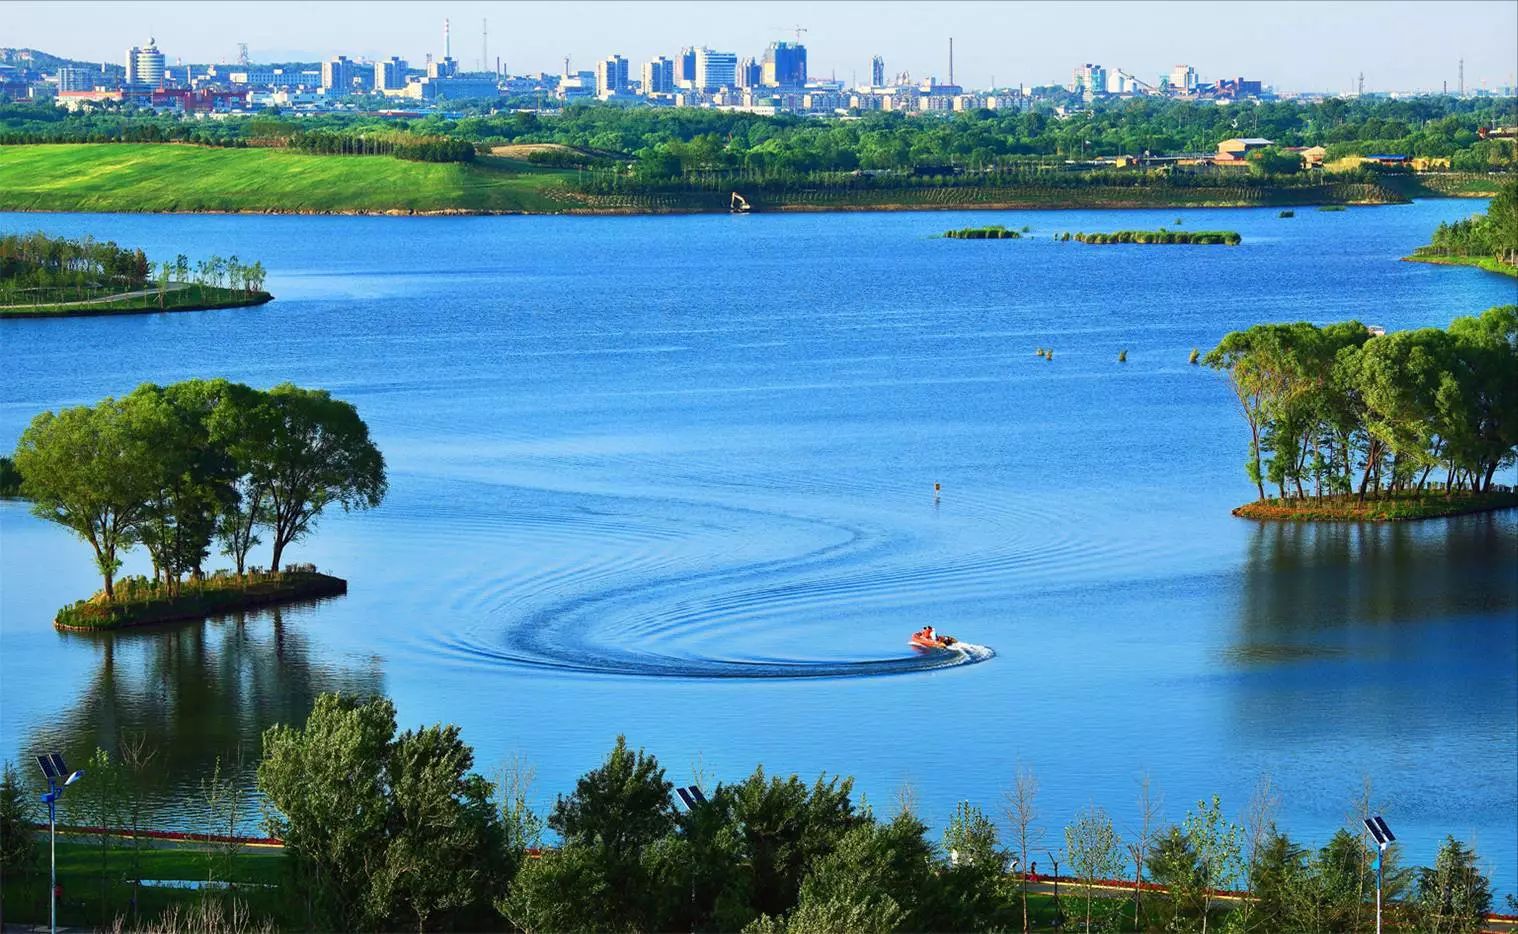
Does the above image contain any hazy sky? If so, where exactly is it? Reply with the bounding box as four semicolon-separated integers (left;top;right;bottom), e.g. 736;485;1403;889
11;0;1517;93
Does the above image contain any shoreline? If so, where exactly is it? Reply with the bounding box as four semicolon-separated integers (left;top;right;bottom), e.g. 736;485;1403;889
0;289;273;319
53;570;348;631
1401;253;1518;278
1233;491;1518;522
0;197;1405;219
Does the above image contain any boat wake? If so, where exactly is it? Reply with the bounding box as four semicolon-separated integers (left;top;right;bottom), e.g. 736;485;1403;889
433;628;995;680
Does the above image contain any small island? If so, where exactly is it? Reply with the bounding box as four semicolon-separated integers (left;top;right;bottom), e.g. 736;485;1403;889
10;379;386;630
1403;178;1517;278
1065;229;1241;245
1233;489;1518;522
55;567;348;630
943;225;1023;239
1205;307;1517;522
0;231;272;318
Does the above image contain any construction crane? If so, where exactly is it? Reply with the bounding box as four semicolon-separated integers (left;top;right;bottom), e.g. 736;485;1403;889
772;24;808;42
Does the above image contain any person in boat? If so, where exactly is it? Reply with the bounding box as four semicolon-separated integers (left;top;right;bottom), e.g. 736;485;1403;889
918;626;937;643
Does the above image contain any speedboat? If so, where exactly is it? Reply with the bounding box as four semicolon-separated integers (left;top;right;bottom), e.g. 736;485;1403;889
910;630;958;649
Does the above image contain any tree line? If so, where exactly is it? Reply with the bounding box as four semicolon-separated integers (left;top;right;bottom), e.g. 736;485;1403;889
1418;178;1518;268
0;231;267;309
3;693;1495;932
11;380;386;601
2;95;1511;174
1204;306;1517;502
281;128;477;163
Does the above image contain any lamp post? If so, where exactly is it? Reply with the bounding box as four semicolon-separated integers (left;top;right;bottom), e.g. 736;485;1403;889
1363;816;1396;934
1047;849;1063;928
35;753;85;934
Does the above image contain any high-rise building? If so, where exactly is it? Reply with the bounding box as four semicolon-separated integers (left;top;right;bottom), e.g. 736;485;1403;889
695;47;737;91
761;41;806;87
870;55;885;88
596;55;630;94
1169;64;1197;94
57;66;95;92
737;57;762;88
124;39;166;88
642;56;675;95
1072;63;1106;100
373;56;408;91
321;55;360;93
676;47;698;89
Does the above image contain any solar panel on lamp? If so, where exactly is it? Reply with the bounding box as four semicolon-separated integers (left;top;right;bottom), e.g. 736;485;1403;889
35;754;58;779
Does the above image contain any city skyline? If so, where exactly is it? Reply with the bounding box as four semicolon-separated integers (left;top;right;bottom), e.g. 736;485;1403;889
9;0;1517;95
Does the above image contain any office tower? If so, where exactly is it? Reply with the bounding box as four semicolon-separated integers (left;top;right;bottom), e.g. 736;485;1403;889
642;57;675;94
738;57;761;88
694;47;737;90
596;54;630;94
761;41;806;87
124;38;166;88
871;55;885;87
322;55;361;93
373;56;407;91
676;47;698;89
57;66;94;91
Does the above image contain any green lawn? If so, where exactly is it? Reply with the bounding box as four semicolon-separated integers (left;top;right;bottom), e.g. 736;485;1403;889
0;144;576;214
0;836;293;930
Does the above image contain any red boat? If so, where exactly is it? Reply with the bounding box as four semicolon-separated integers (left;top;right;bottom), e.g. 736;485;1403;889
910;628;958;649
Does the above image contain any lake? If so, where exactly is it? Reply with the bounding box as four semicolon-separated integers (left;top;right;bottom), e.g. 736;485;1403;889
2;200;1515;891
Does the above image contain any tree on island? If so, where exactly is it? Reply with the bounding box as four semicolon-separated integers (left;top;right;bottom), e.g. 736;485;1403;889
249;384;388;572
1205;308;1517;503
13;398;158;599
11;380;386;599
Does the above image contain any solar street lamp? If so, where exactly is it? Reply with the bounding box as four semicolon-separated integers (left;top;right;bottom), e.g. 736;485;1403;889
35;752;84;934
1363;815;1395;934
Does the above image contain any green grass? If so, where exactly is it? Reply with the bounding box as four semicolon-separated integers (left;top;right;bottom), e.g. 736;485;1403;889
0;144;1414;216
0;284;272;318
0;143;576;214
55;570;347;630
1;836;292;930
0;838;1185;933
1402;252;1518;278
1234;490;1518;521
1380;172;1509;198
943;225;1022;238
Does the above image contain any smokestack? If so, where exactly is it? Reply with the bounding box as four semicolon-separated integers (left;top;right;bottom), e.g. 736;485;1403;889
948;37;954;87
444;18;451;60
482;18;487;74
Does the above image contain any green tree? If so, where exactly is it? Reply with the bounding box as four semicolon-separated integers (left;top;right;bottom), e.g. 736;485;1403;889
258;693;506;931
1247;146;1303;176
721;766;863;920
1063;804;1124;932
250;384;387;571
0;762;38;926
1182;795;1242;934
13;398;157;599
1415;837;1491;934
1147;825;1205;927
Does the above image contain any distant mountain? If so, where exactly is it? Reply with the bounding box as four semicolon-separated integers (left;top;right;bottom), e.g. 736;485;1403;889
0;48;124;75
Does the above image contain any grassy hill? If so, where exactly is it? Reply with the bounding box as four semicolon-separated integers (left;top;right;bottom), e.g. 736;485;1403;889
0;142;1415;217
0;143;579;214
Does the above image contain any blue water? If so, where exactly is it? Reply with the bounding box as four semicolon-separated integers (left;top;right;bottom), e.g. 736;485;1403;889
2;201;1515;889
